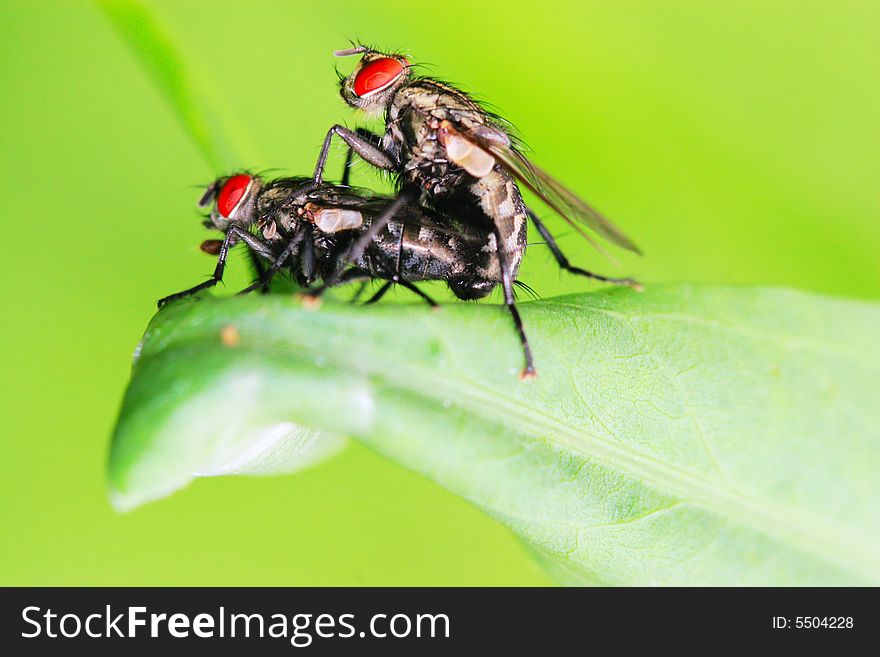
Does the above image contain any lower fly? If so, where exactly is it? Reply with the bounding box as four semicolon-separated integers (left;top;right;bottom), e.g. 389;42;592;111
159;174;535;371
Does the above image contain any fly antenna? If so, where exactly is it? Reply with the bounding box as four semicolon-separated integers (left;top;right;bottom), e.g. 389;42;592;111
334;45;368;57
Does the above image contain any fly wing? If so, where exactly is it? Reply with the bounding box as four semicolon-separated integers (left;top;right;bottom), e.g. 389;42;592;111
353;194;491;249
494;146;642;255
451;120;643;256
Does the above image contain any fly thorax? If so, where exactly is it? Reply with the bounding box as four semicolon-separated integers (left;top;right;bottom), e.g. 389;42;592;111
276;212;294;233
392;92;452;177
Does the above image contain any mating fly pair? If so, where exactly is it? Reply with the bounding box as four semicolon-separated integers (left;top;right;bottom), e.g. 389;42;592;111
162;45;642;377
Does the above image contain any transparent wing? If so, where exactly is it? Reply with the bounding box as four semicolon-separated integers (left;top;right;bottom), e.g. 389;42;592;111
453;121;643;255
490;143;642;255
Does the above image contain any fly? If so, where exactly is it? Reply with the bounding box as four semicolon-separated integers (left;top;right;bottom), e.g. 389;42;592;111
158;173;509;315
308;44;642;377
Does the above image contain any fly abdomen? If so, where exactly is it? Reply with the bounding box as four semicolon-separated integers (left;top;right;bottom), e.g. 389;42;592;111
357;216;475;283
470;169;528;281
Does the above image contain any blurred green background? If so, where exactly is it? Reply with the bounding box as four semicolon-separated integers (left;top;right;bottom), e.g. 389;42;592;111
1;0;877;585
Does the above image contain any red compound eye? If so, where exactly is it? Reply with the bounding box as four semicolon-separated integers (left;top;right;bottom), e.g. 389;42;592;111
353;58;405;97
216;174;252;218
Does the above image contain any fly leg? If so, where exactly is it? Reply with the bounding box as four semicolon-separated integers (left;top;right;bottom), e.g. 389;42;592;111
333;268;372;287
339;128;379;186
340;140;356;187
303;189;416;301
299;266;372;307
493;226;536;379
237;228;308;296
158;227;275;308
313;125;395;184
397;280;438;308
528;209;642;290
349;280;372;303
364;281;393;304
247;250;270;294
298;225;317;286
319;268;373;294
364;280;438;308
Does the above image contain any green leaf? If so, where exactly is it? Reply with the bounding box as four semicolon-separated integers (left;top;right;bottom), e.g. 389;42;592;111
108;284;880;585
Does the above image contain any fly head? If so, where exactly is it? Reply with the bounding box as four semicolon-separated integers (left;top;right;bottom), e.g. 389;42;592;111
335;46;411;116
202;173;263;231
